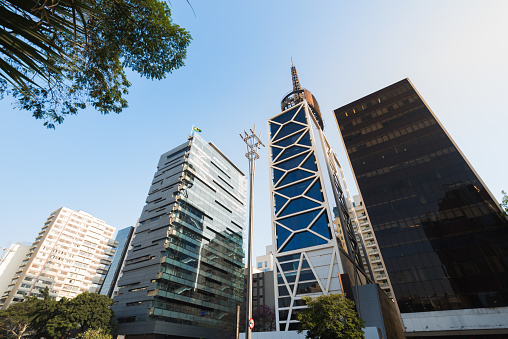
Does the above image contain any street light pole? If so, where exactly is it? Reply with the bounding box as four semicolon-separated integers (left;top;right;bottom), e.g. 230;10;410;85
240;126;264;339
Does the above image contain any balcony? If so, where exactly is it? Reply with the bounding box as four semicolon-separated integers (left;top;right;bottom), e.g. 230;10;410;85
376;274;387;280
89;286;101;294
96;267;109;275
107;239;119;248
100;258;112;265
371;257;381;263
103;248;116;256
373;265;384;272
92;276;104;285
368;249;379;255
379;283;390;289
364;234;374;240
365;241;376;247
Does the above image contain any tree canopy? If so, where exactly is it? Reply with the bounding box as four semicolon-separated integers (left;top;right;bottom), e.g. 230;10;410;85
297;293;365;339
0;290;115;339
0;0;191;128
0;300;35;339
501;190;508;215
252;305;276;332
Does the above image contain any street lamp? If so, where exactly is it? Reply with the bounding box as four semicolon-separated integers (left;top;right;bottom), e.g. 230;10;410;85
240;126;264;339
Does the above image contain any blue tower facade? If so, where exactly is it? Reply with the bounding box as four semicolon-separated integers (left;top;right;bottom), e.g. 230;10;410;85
267;65;371;332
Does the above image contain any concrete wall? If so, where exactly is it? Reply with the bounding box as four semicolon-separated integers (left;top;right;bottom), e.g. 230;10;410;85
239;330;306;339
239;328;381;339
355;284;405;339
403;306;508;336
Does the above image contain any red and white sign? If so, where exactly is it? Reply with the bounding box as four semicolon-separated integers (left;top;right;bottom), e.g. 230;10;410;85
249;318;255;330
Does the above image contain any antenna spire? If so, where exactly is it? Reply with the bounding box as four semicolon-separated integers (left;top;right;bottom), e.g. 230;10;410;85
291;61;301;93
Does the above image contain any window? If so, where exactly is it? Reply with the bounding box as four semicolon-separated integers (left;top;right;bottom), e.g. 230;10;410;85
257;262;262;268
265;261;267;267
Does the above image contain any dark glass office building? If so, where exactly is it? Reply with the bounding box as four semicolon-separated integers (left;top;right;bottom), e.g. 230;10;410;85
334;79;508;335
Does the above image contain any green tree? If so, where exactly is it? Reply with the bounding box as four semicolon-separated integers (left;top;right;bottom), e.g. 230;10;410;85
501;190;508;215
0;0;191;128
29;287;65;339
44;292;115;339
252;305;276;332
0;300;36;339
67;292;115;334
297;293;365;339
76;328;112;339
0;289;115;339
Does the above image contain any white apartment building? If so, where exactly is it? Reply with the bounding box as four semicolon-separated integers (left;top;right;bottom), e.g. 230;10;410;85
0;207;115;309
255;245;274;272
0;243;31;298
348;195;394;298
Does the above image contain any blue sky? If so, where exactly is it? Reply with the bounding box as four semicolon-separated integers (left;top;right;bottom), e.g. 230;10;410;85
1;1;507;261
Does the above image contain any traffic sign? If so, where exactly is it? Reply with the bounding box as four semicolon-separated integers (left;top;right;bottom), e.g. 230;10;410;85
249;318;255;330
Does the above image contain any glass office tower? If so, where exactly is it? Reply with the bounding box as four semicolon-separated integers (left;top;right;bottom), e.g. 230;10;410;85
334;78;508;336
113;135;246;339
268;65;373;332
99;226;135;297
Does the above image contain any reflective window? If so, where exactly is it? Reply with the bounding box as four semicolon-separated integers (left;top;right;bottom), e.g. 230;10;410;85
276;225;292;247
278;210;321;231
296;281;322;295
305;181;323;202
279;197;320;217
272;107;299;125
283;271;298;283
293;108;307;124
277;146;309;162
274;123;306;142
278;310;289;321
301;155;317;171
297;132;312;146
297;269;315;282
273;169;284;184
278;253;301;263
271;146;283;161
276;178;314;198
278;285;290;296
278;297;291;308
270;122;281;137
280;260;300;271
281;232;328;252
274;194;288;214
274;153;309;171
273;130;305;148
278;170;314;187
309;213;331;239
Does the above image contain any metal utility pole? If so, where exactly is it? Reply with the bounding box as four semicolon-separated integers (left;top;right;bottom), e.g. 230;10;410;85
240;126;264;339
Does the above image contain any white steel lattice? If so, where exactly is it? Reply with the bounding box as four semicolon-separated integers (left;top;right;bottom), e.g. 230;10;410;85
268;102;346;331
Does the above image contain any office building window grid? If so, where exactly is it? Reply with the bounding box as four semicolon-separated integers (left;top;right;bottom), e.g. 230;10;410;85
334;79;508;313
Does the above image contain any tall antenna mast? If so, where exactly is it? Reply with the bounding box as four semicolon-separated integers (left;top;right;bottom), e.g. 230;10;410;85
239;126;265;339
291;59;302;93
